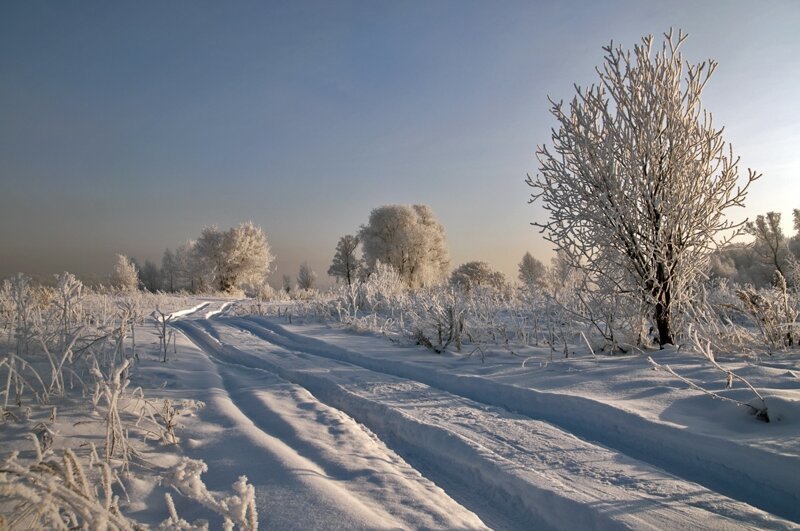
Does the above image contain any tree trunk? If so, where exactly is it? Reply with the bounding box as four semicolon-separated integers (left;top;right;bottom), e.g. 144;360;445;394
654;262;674;347
654;301;673;347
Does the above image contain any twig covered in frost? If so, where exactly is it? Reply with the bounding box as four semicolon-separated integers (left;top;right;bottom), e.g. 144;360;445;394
91;359;135;466
648;327;769;422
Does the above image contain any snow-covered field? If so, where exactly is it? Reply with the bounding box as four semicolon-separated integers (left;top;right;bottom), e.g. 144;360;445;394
3;296;800;529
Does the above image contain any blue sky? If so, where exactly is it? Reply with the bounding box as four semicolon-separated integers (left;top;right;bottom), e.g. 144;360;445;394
1;1;798;285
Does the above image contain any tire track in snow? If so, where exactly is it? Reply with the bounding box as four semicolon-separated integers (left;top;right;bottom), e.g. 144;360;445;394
237;315;800;523
175;319;540;530
174;320;488;530
209;350;487;528
186;318;790;530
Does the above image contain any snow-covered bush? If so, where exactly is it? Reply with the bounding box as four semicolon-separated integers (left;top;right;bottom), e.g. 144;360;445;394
0;447;137;530
162;458;258;530
734;273;798;352
0;276;260;528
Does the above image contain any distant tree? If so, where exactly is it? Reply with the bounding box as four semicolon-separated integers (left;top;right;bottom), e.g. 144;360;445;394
709;244;773;287
747;210;800;286
517;252;547;291
112;254;139;292
708;252;738;281
161;249;178;292
297;262;317;290
359;204;449;288
527;30;758;345
328;235;362;287
450;262;508;293
175;241;202;292
282;274;292;294
139;260;161;292
747;212;789;281
193;222;273;293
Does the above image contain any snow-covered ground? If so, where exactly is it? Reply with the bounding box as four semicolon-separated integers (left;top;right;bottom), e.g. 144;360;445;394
4;297;799;529
156;299;798;529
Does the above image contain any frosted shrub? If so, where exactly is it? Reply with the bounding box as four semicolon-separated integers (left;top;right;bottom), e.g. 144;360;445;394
9;274;36;356
53;273;85;351
734;272;798;351
0;448;137;530
406;288;465;353
357;261;406;313
91;359;134;467
163;457;258;530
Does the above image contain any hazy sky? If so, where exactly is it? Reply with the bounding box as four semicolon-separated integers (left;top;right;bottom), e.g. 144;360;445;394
1;1;799;286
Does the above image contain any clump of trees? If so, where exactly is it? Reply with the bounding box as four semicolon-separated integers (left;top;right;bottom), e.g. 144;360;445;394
112;222;274;294
193;222;273;293
527;30;758;346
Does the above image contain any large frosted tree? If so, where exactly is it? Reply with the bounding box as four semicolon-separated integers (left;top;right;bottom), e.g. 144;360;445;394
359;205;450;288
527;30;758;346
193;222;273;292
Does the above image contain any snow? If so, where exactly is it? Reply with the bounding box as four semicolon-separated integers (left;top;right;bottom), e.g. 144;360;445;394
223;315;800;522
3;296;799;529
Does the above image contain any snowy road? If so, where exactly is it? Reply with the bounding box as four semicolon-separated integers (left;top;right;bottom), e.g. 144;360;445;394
166;307;795;530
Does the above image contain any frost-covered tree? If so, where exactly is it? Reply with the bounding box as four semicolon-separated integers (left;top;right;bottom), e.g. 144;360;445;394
359;204;450;288
328;234;362;287
518;252;547;291
297;262;317;290
112;254;139;292
527;30;758;346
193;222;273;293
139;260;161;292
192;226;225;289
450;261;508;293
747;212;789;281
791;209;800;258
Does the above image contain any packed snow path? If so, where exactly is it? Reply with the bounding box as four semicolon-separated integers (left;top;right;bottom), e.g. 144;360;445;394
234;317;800;523
169;311;794;530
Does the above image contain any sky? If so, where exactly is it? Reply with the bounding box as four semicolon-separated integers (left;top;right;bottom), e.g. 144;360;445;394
1;1;799;287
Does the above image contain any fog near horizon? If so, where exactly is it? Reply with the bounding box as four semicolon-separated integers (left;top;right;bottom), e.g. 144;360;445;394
1;1;799;287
